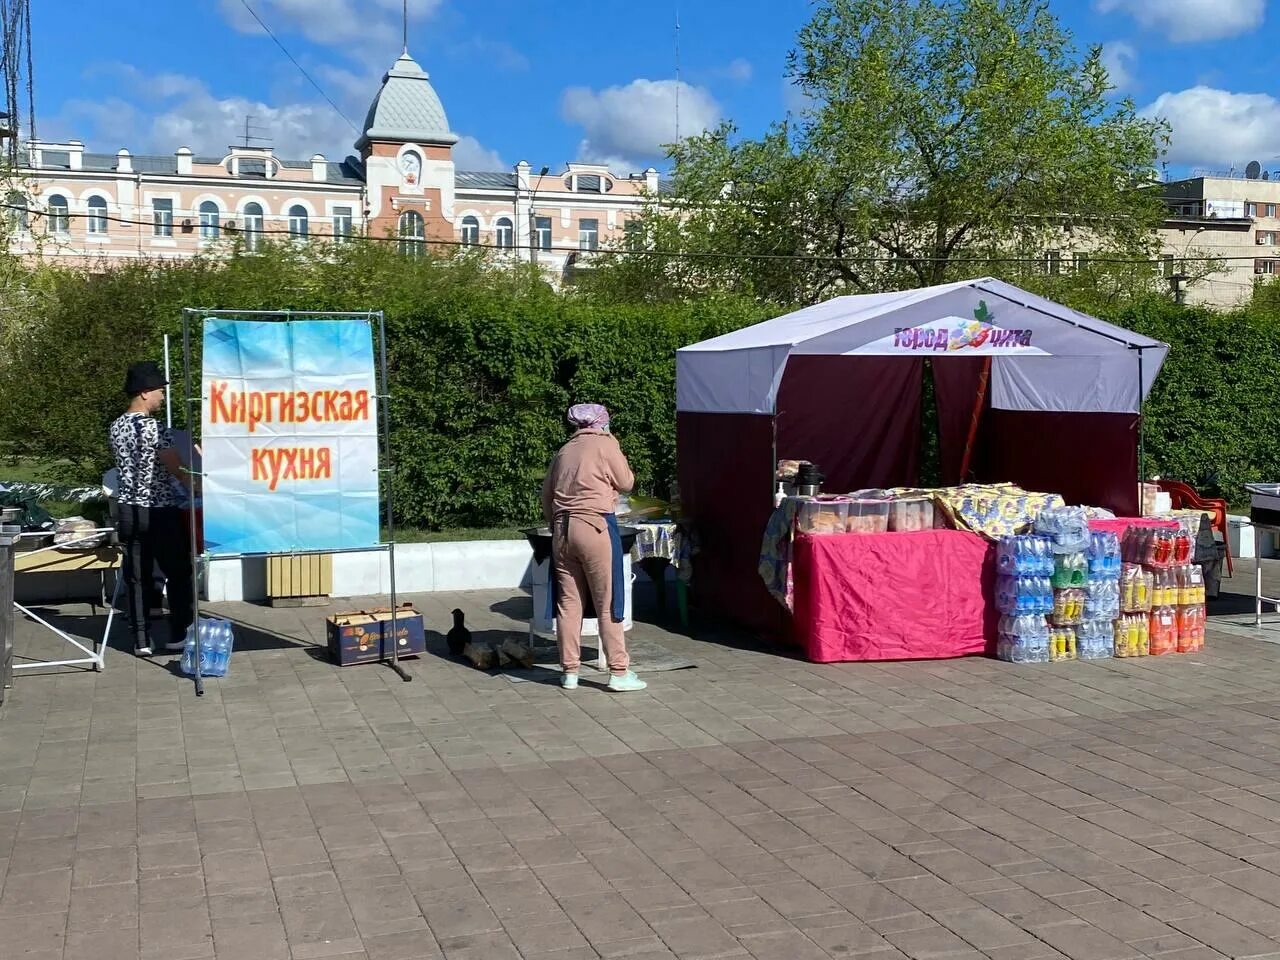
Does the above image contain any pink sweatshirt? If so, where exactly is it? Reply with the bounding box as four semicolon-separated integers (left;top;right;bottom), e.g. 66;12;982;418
542;429;635;522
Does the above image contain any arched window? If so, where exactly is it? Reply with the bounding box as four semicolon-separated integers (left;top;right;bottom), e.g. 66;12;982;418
494;216;514;250
47;194;69;234
5;192;28;232
288;204;309;239
243;202;264;252
460;215;480;246
199;201;220;239
86;196;108;235
398;210;425;257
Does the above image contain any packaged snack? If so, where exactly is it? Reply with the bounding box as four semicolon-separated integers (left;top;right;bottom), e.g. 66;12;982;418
889;498;934;532
846;499;890;534
797;497;851;535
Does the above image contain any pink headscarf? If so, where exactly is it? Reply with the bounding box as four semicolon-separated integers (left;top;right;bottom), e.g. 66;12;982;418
567;403;610;431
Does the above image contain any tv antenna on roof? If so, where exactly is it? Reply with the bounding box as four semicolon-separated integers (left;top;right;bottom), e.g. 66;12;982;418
240;114;272;149
1247;159;1262;180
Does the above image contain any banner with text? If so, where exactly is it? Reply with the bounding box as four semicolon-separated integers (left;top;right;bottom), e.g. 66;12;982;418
201;317;380;556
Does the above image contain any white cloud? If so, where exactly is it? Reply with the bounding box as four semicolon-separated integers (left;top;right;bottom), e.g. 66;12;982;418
1143;86;1280;168
1095;0;1264;42
52;65;502;170
721;59;753;83
218;0;442;65
453;135;505;171
1100;41;1137;92
561;79;720;171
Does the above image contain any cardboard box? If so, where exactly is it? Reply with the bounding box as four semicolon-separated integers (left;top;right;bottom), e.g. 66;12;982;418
326;604;426;666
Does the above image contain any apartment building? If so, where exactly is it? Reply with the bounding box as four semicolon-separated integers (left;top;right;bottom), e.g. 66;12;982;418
1159;172;1280;307
1;51;659;280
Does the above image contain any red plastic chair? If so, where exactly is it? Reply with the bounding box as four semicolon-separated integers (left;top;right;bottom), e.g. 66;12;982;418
1156;479;1233;577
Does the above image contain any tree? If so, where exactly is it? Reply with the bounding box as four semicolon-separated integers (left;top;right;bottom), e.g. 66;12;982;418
589;0;1169;305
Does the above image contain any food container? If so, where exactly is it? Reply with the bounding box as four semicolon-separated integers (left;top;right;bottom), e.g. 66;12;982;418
797;496;850;535
847;499;890;534
889;498;934;532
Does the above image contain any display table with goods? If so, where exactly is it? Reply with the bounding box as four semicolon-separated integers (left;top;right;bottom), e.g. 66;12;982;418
761;483;1062;663
760;476;1210;664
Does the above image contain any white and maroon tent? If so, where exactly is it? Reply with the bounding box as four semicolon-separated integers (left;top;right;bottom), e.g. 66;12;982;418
675;277;1169;633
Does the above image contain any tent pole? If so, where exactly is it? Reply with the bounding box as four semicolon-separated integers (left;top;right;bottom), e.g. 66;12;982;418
1137;348;1146;513
958;357;992;483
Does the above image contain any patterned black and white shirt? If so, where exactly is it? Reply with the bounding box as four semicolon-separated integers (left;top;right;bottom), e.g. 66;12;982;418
108;413;178;508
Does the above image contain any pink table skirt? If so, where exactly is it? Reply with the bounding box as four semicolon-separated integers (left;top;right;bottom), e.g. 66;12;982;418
791;529;997;663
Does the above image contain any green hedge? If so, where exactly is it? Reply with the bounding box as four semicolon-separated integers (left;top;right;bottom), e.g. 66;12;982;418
0;244;768;528
2;244;1278;524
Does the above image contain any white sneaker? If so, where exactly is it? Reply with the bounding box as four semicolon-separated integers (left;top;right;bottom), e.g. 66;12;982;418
561;672;579;690
607;671;647;692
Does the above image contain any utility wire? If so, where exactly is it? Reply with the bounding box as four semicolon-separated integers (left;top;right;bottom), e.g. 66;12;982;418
1;200;1274;267
236;0;359;136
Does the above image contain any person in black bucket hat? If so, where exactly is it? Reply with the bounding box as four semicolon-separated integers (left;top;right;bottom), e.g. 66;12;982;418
107;361;196;656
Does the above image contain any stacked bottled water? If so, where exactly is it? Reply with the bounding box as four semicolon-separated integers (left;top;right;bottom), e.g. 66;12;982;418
180;617;235;678
995;535;1053;661
1077;531;1121;659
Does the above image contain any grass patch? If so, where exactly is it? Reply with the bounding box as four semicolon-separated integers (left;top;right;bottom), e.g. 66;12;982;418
0;453;99;487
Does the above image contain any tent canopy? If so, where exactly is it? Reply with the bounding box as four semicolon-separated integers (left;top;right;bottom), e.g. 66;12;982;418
677;278;1169;416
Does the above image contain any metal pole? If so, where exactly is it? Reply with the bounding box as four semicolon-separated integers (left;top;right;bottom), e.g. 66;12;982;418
183;309;204;697
163;334;172;428
376;311;410;682
1137;347;1146;516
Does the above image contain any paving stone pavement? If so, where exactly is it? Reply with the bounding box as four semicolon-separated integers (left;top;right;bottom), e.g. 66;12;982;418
9;572;1280;958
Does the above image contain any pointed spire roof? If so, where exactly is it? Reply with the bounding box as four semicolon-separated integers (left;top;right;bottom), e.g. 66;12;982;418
355;51;458;151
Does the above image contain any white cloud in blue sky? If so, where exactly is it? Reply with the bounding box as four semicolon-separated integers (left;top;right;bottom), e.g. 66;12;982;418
1095;0;1265;43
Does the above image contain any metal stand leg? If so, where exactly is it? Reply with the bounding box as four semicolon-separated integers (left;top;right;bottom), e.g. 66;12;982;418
1258;556;1265;627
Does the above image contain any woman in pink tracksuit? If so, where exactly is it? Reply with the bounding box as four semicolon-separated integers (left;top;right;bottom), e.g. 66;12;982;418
541;404;646;692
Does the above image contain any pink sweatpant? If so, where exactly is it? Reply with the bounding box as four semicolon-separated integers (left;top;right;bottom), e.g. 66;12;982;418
553;515;629;675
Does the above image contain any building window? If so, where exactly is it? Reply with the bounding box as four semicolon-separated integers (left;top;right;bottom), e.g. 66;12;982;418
1269;204;1278;219
332;205;353;241
5;191;28;232
153;199;173;237
578;217;599;251
1256;259;1278;275
1259;231;1277;246
1044;250;1062;275
86;196;108;235
199;201;220;239
398;210;425;257
243;202;264;252
1247;202;1259;218
288;205;309;239
494;216;514;250
460;215;480;245
576;174;603;193
1073;252;1090;272
533;216;552;251
46;194;69;234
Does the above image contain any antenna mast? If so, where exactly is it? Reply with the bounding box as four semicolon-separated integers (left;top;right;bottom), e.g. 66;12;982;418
402;0;408;53
674;4;681;142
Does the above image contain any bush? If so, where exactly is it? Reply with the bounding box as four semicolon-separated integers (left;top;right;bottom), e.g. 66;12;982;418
4;242;1280;524
0;243;768;529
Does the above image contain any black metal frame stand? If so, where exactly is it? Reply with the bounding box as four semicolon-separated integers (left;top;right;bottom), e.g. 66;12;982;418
180;308;407;697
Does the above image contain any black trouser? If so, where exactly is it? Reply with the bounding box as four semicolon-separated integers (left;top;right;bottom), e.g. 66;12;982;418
117;504;193;649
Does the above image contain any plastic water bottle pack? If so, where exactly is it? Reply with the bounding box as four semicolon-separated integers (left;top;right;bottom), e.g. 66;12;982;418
1087;531;1122;576
996;535;1054;577
1051;552;1088;589
996;614;1049;663
180;617;235;678
996;575;1053;616
1076;619;1115;660
1034;506;1091;554
1084;575;1120;621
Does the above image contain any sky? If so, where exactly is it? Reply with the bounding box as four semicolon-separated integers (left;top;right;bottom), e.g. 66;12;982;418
25;0;1280;177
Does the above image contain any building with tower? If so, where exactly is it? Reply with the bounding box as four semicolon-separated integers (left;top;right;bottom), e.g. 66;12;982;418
1;49;660;281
